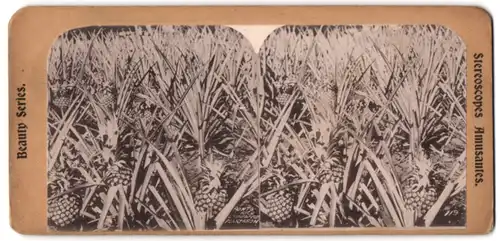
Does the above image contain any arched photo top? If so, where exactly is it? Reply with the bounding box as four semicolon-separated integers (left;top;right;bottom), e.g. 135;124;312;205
46;25;258;87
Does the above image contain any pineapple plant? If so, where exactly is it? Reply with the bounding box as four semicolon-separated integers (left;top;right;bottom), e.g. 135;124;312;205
46;25;264;231
193;153;229;219
305;147;346;227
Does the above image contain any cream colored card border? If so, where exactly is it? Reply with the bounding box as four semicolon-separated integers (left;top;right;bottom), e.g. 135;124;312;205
8;6;494;235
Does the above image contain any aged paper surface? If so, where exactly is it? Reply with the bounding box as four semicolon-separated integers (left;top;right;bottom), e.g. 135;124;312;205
9;6;493;235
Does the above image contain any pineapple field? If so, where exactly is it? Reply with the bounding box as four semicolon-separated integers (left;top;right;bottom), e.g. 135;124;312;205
47;24;466;231
258;25;466;228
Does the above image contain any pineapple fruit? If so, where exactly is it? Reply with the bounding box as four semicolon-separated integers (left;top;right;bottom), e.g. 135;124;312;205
261;173;295;224
276;93;292;106
317;158;344;185
401;153;439;218
402;176;423;211
193;154;229;219
97;92;116;110
48;193;82;228
53;96;71;109
96;81;116;110
421;187;438;216
47;178;81;228
316;131;347;185
263;188;294;223
274;80;297;106
402;175;438;217
104;160;133;187
53;87;73;109
194;187;229;219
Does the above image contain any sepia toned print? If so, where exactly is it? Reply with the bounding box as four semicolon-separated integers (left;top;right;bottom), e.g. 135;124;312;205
258;25;466;228
47;25;260;231
46;24;466;232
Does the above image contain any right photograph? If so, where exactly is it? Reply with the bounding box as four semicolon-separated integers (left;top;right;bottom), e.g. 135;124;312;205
258;25;466;228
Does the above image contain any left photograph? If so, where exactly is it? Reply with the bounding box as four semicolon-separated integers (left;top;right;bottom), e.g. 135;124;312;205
46;25;260;231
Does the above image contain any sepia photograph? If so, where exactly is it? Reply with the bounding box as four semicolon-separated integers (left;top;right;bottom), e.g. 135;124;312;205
258;25;466;229
46;25;260;231
46;24;466;231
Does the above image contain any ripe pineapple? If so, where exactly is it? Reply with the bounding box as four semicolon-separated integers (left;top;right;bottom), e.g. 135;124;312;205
48;193;82;228
276;93;292;106
263;189;294;223
275;80;297;106
104;160;133;187
97;92;116;110
96;82;116;110
420;187;438;217
194;186;229;219
53;96;71;109
317;158;344;185
47;178;81;228
402;176;423;211
53;87;73;109
261;172;295;224
193;154;229;219
316;131;347;185
401;153;439;218
136;101;155;121
403;176;438;217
